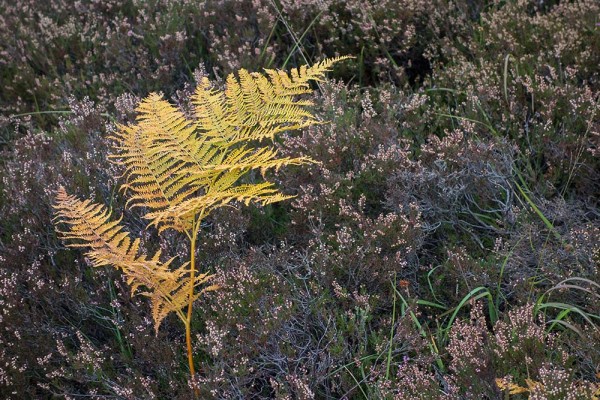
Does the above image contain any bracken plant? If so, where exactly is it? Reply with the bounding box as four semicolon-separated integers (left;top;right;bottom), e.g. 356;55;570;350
52;57;348;394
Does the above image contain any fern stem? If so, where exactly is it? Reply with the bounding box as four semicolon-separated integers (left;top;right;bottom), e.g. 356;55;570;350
186;222;199;396
187;212;205;397
185;321;197;395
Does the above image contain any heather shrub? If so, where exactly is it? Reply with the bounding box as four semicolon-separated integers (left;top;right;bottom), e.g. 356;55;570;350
386;131;517;252
1;0;200;119
194;247;329;398
492;304;558;378
447;302;599;399
428;0;600;199
527;365;597;400
493;197;600;311
377;362;459;399
2;0;599;398
447;302;497;398
0;0;487;125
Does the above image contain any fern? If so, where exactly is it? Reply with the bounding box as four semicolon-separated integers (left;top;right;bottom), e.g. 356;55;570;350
53;57;349;393
53;188;216;332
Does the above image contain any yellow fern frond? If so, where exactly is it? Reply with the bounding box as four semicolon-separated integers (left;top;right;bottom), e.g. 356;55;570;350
203;146;313;177
54;187;145;265
110;95;209;232
193;56;350;145
192;77;234;142
53;187;209;332
147;57;348;222
146;181;292;227
135;93;209;169
495;378;530;394
300;56;352;82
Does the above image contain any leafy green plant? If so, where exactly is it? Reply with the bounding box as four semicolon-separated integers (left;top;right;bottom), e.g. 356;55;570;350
53;57;348;394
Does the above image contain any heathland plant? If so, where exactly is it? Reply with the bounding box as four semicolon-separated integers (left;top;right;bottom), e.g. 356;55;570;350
53;57;348;391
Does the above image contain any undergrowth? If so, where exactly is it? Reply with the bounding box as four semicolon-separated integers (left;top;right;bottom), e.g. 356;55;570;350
0;0;598;398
